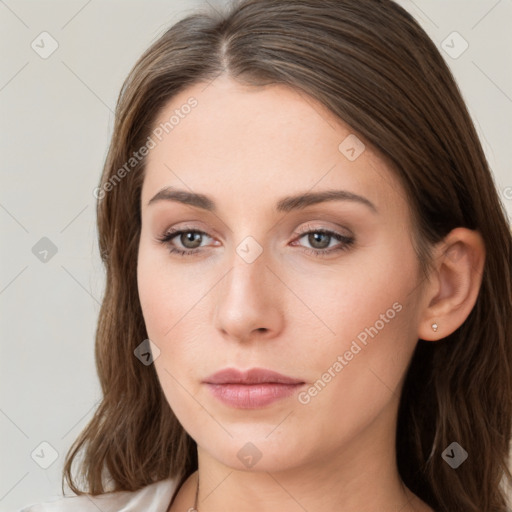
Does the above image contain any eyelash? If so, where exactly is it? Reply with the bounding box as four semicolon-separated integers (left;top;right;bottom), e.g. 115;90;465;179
156;225;355;258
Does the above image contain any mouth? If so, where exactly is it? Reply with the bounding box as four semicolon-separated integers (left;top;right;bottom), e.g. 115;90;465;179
203;367;306;409
203;367;304;385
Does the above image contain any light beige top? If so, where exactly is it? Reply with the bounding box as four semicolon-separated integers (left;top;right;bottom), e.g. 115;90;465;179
19;477;178;512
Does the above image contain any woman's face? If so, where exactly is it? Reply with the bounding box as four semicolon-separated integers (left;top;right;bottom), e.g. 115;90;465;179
137;75;427;474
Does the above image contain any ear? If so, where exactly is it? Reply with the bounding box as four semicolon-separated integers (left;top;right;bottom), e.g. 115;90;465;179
418;227;486;341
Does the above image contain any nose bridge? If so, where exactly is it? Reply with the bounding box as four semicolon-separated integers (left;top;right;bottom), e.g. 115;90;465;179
222;223;272;296
223;245;271;312
213;240;283;341
228;248;268;297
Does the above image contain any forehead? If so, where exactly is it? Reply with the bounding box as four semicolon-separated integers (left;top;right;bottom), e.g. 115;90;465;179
142;75;407;221
148;75;356;167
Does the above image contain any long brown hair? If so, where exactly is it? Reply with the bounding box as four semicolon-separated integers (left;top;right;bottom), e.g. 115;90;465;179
62;1;512;509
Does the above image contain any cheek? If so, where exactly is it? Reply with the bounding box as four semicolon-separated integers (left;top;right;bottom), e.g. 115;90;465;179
137;253;168;339
291;242;416;343
291;238;420;396
137;242;204;341
137;247;208;430
136;241;216;401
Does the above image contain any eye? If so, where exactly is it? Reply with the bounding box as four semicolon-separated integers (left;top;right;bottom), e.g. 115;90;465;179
156;227;214;256
156;225;355;258
292;227;355;257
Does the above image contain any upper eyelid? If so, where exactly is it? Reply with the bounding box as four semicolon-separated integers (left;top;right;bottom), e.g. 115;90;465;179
163;225;347;237
298;222;352;236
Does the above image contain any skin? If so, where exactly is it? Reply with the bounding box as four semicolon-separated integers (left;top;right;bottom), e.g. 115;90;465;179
137;75;485;512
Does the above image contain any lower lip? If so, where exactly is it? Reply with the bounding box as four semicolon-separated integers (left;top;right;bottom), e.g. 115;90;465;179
205;382;304;409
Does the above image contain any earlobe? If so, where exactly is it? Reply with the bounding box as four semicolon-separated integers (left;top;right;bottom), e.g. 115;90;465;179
418;227;486;342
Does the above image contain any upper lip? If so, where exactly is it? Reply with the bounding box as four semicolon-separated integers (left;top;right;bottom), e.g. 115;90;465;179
203;367;304;385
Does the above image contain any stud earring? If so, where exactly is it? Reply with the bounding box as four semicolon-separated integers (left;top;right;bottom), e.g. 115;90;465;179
431;322;438;332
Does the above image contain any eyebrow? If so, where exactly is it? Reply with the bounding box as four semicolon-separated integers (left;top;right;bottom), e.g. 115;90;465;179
147;187;378;214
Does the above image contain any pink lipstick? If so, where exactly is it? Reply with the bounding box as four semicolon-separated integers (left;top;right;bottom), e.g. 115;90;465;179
203;367;305;409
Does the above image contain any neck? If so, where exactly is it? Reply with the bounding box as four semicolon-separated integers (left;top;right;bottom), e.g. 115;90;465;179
191;410;428;512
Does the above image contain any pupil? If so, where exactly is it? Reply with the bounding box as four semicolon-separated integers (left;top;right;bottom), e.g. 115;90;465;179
309;232;330;249
182;232;202;249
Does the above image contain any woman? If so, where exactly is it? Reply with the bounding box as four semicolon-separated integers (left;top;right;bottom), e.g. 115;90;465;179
20;0;512;511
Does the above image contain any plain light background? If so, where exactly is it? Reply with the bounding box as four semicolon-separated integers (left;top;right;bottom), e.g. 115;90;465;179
1;1;511;510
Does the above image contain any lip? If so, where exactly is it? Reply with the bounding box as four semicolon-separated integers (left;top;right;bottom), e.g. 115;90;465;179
204;367;304;385
203;368;305;409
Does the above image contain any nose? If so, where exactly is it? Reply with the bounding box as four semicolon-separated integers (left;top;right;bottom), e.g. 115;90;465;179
213;250;285;343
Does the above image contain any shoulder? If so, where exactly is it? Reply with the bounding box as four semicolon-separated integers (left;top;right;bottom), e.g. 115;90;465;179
18;477;178;512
